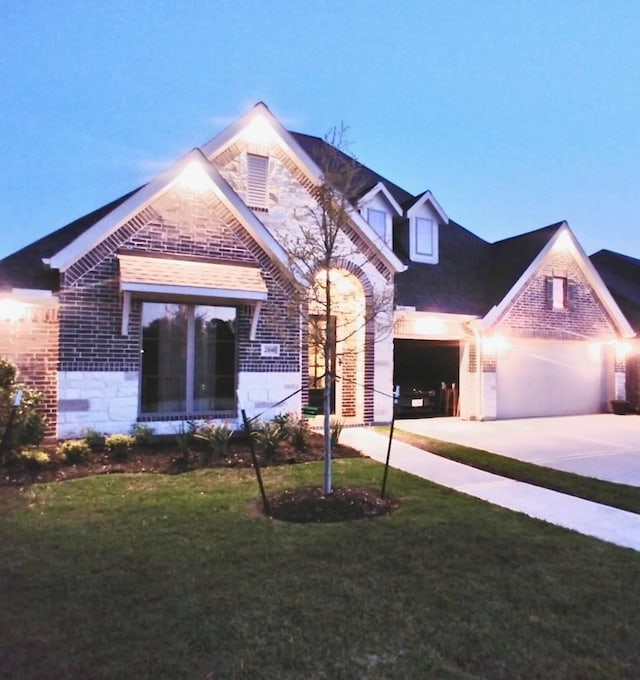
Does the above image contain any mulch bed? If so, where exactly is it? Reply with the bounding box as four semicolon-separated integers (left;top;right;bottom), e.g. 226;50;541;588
1;432;399;523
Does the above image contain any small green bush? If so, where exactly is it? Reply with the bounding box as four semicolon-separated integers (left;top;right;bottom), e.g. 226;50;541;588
19;448;51;471
0;357;46;456
84;427;105;450
57;439;91;464
195;421;233;460
252;420;287;459
105;434;135;461
129;423;155;447
330;418;345;446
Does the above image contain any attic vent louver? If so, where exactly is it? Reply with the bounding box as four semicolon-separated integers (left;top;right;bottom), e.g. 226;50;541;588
246;153;268;209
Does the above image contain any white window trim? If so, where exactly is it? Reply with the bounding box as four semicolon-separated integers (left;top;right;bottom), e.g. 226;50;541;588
410;217;439;264
366;207;388;243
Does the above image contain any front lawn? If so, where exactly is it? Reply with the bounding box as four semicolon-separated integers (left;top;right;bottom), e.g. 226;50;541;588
1;459;639;679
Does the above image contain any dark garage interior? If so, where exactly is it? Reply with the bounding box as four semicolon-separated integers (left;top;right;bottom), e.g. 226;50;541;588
393;339;460;417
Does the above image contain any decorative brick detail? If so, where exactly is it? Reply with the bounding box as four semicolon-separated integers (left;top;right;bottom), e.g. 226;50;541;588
494;249;617;340
58;185;301;376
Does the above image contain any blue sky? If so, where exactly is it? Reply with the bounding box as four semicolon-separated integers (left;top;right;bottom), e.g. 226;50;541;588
2;0;640;259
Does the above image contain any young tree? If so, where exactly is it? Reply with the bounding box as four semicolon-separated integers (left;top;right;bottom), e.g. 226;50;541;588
276;126;394;494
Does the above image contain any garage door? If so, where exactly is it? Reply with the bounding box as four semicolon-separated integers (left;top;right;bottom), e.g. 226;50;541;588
496;340;611;419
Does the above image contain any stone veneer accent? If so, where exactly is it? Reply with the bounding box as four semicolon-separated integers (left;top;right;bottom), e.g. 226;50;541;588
213;139;396;425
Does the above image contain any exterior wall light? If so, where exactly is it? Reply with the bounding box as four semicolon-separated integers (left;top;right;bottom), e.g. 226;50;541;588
0;298;31;322
482;334;509;355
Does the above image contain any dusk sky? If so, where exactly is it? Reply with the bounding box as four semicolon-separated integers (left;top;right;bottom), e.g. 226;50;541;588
2;1;640;259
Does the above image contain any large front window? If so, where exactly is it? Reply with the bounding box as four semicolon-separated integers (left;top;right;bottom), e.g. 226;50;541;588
141;302;236;415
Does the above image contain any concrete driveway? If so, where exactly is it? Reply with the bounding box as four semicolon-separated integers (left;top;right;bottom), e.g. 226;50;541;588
394;413;640;487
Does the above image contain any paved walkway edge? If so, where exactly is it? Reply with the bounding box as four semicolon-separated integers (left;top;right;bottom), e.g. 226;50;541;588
340;428;640;552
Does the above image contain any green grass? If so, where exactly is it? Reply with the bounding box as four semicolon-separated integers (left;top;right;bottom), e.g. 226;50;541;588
377;426;640;516
1;460;640;679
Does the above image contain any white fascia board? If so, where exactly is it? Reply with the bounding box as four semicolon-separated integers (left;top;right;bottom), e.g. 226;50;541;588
480;223;635;337
358;182;402;216
46;148;290;274
480;224;567;331
202;102;324;181
566;227;635;338
347;205;406;273
406;190;449;223
121;281;268;301
47;150;205;272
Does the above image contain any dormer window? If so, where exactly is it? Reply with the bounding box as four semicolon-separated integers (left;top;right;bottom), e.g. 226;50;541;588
409;216;439;264
246;153;268;210
367;208;387;240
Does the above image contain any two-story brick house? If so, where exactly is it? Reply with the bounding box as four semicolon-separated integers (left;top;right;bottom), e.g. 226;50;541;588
0;102;635;438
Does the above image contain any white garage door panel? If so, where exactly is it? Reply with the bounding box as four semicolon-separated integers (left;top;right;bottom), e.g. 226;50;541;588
496;341;609;419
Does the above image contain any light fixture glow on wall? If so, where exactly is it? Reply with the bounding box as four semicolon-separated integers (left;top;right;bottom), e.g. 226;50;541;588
0;298;31;322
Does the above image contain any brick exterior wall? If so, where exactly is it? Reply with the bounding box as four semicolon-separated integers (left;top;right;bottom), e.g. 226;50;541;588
0;307;59;439
214;140;395;424
494;249;617;340
59;188;300;375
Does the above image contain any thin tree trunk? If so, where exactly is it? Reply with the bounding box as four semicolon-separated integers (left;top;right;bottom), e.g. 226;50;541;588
323;267;333;495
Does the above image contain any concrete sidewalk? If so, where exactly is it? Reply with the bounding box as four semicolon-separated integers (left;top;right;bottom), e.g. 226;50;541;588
340;427;640;552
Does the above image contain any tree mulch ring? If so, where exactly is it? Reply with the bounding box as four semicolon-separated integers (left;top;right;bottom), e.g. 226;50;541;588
265;485;398;523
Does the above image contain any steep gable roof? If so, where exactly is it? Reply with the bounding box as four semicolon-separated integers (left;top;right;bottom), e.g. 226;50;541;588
0;188;141;291
290;131;414;208
485;222;565;304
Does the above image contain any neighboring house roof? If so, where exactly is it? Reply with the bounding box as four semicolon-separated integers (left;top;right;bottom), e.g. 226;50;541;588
591;249;640;332
0;188;141;291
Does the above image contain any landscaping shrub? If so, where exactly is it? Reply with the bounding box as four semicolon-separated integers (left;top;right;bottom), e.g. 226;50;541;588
284;413;310;452
252;419;287;459
57;439;91;464
195;421;233;461
18;447;51;472
0;357;46;456
105;434;135;461
129;423;155;447
330;417;345;446
84;427;105;450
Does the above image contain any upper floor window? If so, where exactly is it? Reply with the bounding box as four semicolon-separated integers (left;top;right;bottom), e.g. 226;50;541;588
410;217;438;264
367;208;387;240
246;153;268;210
552;276;568;310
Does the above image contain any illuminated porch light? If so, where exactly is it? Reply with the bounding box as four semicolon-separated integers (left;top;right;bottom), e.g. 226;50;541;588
0;298;31;321
482;334;509;355
244;115;274;145
176;160;212;193
414;315;446;336
615;341;632;361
